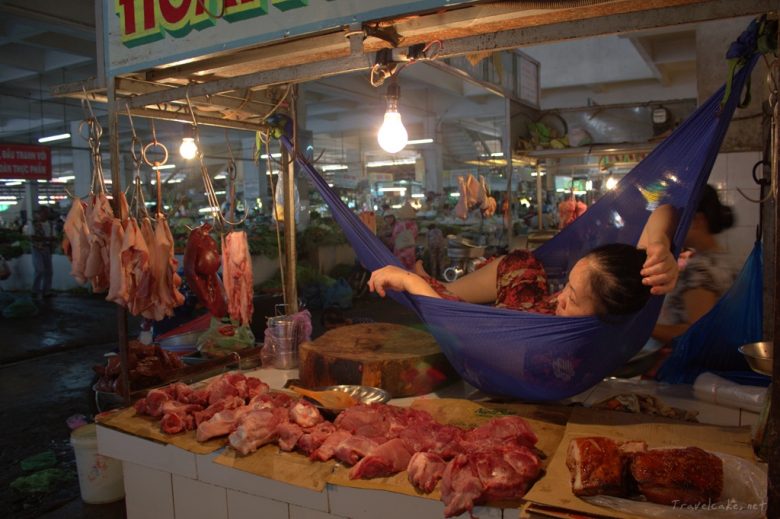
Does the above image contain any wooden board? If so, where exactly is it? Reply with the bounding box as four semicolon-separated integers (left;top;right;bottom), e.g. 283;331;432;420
524;407;759;519
95;406;226;455
298;323;457;397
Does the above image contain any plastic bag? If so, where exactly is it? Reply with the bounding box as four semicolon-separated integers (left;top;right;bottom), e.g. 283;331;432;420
658;241;764;384
272;174;301;223
583;451;767;519
196;317;255;358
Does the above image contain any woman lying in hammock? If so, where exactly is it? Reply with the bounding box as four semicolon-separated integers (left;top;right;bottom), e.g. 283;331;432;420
368;204;678;319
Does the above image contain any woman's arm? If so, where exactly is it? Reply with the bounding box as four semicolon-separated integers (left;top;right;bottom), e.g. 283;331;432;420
637;204;679;295
369;258;502;304
368;266;442;299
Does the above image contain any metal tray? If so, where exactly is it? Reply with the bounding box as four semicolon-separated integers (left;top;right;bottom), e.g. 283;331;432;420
313;385;391;406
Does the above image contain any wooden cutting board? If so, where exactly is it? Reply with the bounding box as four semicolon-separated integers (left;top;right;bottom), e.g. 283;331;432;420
298;323;457;397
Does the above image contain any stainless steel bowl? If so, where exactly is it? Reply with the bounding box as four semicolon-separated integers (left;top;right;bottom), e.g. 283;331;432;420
315;385;391;406
738;341;773;377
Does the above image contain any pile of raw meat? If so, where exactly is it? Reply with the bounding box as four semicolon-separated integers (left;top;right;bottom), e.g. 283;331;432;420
566;436;723;506
62;192;185;320
93;341;184;394
133;372;543;517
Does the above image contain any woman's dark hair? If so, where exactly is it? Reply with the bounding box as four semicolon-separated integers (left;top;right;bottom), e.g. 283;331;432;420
698;184;734;234
584;243;651;319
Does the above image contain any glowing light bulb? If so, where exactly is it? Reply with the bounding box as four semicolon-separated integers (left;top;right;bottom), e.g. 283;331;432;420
606;176;618;190
377;110;408;154
377;79;408;154
179;137;197;159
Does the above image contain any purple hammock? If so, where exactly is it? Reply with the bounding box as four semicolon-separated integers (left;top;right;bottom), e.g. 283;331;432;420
282;45;760;401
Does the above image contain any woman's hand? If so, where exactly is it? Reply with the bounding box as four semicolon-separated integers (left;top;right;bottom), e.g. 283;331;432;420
368;265;440;299
641;241;679;295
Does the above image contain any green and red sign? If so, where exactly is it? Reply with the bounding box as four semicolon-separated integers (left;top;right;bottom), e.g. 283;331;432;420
105;0;469;76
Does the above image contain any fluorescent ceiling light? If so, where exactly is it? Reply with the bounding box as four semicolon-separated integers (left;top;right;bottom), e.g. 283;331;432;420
38;133;71;144
411;193;425;198
3;181;22;186
379;187;406;193
407;138;433;145
490;152;504;157
259;153;281;159
321;164;348;171
214;173;227;180
366;158;417;168
198;206;220;213
152;164;176;170
0;196;18;201
52;175;76;183
37;179;48;183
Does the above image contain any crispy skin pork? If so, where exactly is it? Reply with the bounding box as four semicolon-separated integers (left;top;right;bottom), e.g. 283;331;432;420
630;447;723;506
566;437;628;497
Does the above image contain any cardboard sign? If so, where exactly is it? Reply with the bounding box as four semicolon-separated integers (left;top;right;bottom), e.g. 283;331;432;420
0;144;52;180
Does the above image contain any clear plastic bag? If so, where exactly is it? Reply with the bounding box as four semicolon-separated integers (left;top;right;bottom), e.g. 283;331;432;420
584;452;767;519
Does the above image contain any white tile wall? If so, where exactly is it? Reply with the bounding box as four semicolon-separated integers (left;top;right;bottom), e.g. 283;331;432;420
229;490;290;519
173;474;229;519
97;426;198;478
710;151;764;268
196;452;329;511
290;504;348;519
327;485;504;519
123;462;175;519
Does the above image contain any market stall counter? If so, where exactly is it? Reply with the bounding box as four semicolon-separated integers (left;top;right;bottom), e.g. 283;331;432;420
95;368;766;519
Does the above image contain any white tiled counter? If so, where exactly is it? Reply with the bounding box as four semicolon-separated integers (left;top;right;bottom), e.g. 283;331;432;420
96;369;766;519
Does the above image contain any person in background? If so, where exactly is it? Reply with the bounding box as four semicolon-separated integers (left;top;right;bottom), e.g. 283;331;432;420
426;223;446;281
391;201;419;270
650;185;737;344
370;204;679;320
23;206;56;299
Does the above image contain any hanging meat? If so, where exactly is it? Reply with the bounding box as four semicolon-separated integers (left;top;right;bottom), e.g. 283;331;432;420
222;230;254;325
83;192;115;292
62;198;91;284
184;223;227;318
142;215;185;321
106;193;129;306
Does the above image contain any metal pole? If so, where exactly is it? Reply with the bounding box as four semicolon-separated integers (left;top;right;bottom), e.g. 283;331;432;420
504;98;514;246
767;22;780;511
282;89;298;314
107;77;131;405
536;162;544;232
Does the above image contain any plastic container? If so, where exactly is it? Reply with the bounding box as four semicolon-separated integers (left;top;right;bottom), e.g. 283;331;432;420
70;424;124;504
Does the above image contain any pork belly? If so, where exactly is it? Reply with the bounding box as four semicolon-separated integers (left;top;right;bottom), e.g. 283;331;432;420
630;447;723;506
566;437;627;497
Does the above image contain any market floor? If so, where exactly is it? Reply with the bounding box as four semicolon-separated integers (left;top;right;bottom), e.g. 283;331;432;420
0;291;419;519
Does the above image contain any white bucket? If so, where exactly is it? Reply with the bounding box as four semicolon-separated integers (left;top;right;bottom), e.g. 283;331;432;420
70;424;125;504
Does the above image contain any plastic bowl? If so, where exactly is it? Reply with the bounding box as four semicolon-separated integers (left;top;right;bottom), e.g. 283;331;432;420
738;341;773;377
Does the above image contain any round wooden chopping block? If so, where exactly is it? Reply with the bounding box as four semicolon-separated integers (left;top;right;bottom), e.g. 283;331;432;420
298;323;457;398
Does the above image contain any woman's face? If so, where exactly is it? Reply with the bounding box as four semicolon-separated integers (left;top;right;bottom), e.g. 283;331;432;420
555;258;596;317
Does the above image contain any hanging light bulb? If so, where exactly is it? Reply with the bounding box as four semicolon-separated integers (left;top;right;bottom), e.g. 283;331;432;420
179;125;198;159
606;175;618;190
377;79;408;154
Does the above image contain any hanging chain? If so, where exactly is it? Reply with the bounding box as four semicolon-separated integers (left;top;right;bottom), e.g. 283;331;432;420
125;106;152;220
78;86;106;196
